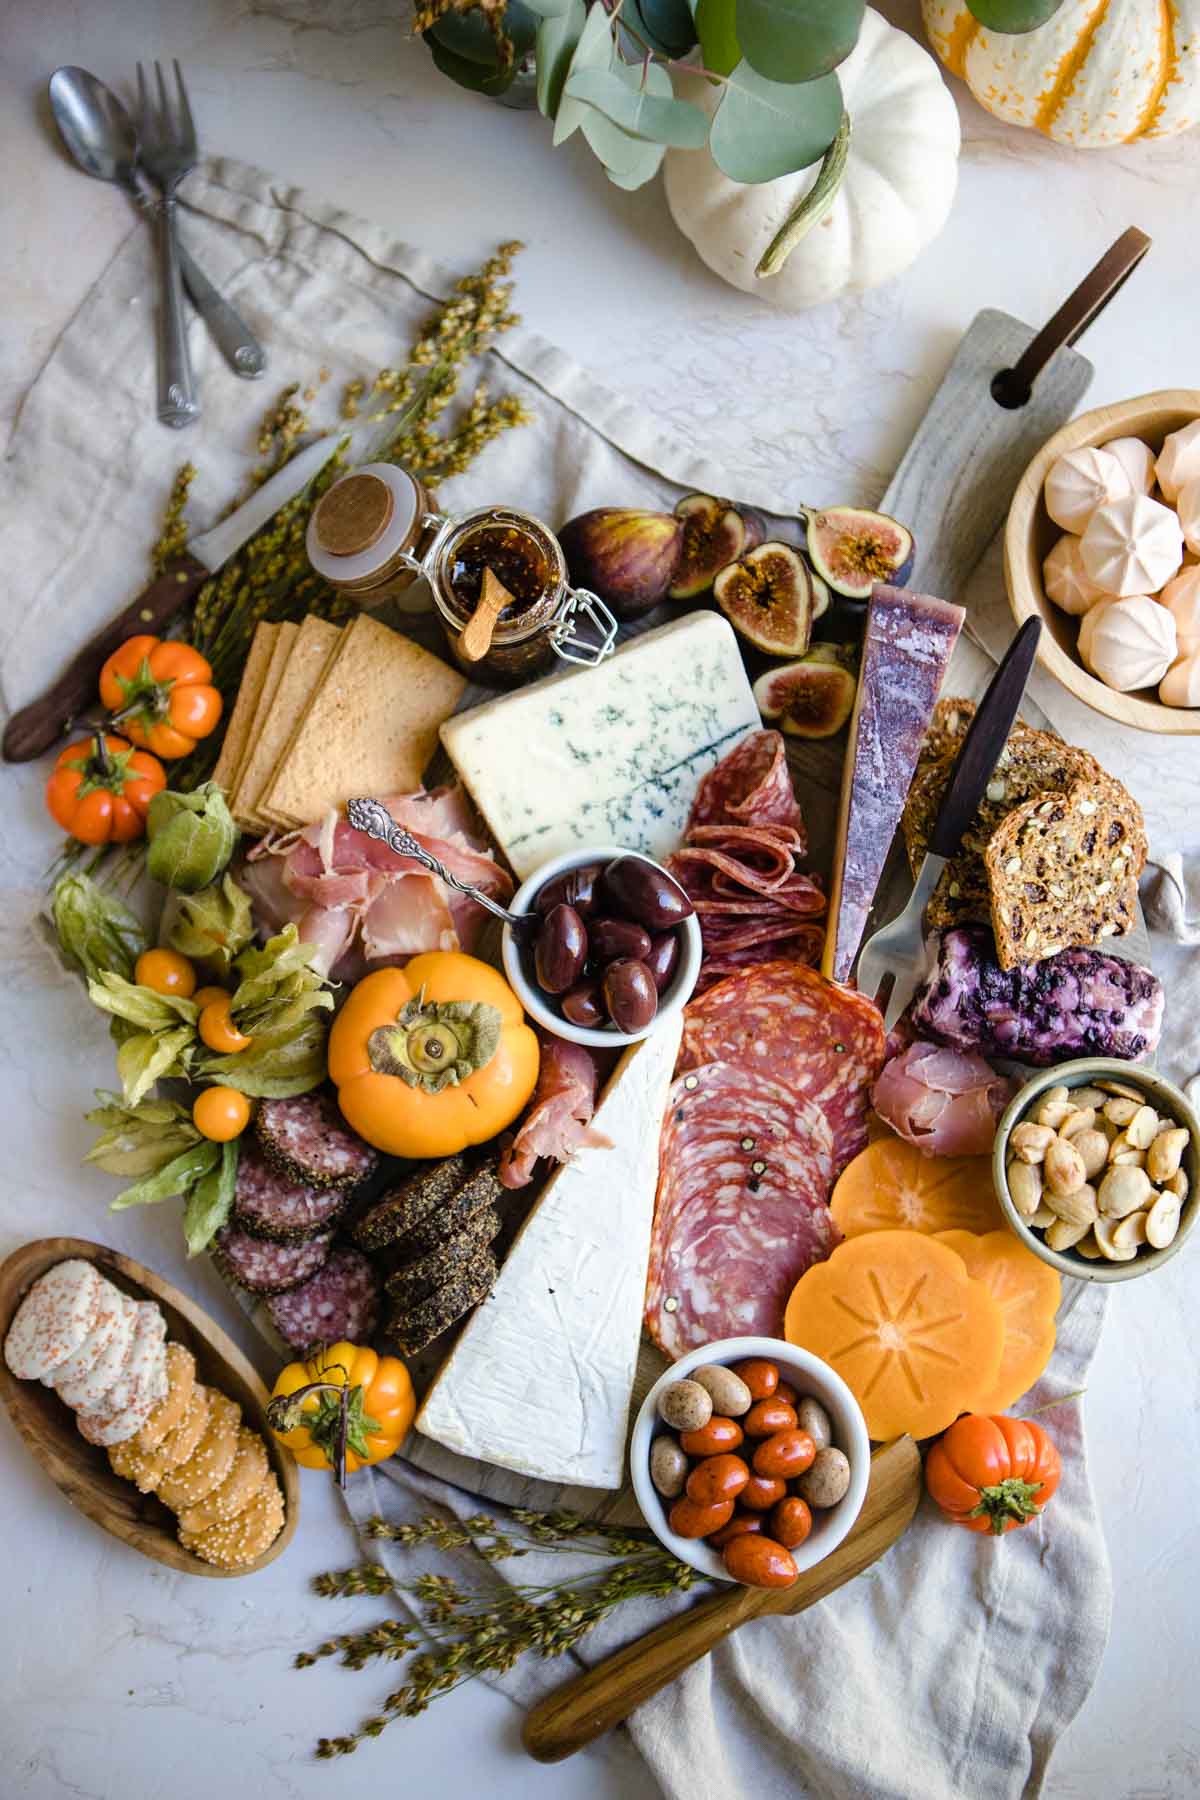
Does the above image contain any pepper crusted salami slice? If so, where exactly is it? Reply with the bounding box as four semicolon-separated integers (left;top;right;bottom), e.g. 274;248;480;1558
214;1225;334;1297
266;1247;380;1351
686;729;805;839
645;1063;841;1359
678;961;886;1177
384;1248;498;1356
256;1089;379;1191
4;1259;104;1380
385;1163;503;1264
352;1155;472;1250
233;1140;349;1244
384;1207;503;1307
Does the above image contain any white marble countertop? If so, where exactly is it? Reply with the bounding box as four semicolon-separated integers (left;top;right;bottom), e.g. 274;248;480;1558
2;2;1198;1797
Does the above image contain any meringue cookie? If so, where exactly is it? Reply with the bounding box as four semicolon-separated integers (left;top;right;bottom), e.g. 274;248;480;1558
1085;594;1177;692
1042;533;1109;615
1079;493;1183;597
1044;446;1132;533
1158;565;1200;656
1102;435;1157;496
1078;598;1115;673
1154;418;1200;502
1174;475;1200;554
1160;653;1200;708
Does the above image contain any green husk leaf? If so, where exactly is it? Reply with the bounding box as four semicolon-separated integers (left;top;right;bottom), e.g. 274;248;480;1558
965;0;1064;29
228;922;323;1014
563;67;709;146
196;1011;328;1097
116;1024;194;1107
49;875;146;984
146;783;239;892
84;1091;200;1178
184;1140;239;1257
87;970;199;1032
735;0;862;83
695;0;740;76
110;1140;221;1211
167;873;254;976
709;63;842;182
536;0;585;117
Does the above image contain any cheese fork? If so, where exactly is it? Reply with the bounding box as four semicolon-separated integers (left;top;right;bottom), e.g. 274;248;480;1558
856;615;1042;1029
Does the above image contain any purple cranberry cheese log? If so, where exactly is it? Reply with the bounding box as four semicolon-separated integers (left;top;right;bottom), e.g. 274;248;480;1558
822;584;965;983
910;925;1164;1067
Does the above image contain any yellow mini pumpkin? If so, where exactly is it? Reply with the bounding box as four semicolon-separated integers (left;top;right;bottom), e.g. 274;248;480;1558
923;0;1200;147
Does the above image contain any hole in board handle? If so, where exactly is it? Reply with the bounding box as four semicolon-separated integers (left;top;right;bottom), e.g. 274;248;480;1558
990;369;1032;410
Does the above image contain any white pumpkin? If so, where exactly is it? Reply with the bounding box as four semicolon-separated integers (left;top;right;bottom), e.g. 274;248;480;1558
923;0;1200;148
664;10;960;310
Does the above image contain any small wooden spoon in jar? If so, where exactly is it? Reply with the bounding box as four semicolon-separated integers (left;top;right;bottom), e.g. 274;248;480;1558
458;566;512;663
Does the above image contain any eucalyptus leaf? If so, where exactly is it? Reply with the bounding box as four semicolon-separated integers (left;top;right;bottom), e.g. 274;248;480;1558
966;0;1064;28
111;1140;220;1211
603;139;668;189
709;63;842;182
427;35;517;94
623;0;697;56
735;0;862;83
520;0;575;17
536;0;585;118
87;970;198;1033
564;66;708;145
50;875;146;984
581;104;667;184
116;1024;194;1107
695;0;740;76
197;1012;329;1097
183;1141;238;1257
552;2;618;144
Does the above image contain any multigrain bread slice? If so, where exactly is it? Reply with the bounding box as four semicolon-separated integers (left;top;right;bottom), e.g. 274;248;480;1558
985;782;1143;969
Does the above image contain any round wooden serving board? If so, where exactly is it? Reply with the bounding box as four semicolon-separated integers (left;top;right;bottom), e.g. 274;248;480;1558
0;1238;300;1578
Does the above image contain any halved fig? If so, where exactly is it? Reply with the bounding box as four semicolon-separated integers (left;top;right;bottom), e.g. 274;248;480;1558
805;506;914;601
753;645;858;738
809;567;831;620
669;494;763;599
714;543;813;656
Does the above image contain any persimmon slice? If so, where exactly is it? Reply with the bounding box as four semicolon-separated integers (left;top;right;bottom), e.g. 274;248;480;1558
935;1230;1061;1414
829;1135;1003;1239
783;1229;1005;1441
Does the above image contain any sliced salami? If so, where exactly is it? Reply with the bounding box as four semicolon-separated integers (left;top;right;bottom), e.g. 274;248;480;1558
214;1225;334;1297
266;1247;380;1351
678;961;886;1176
256;1089;379;1191
686;729;805;839
645;1063;840;1358
693;926;825;995
234;1140;349;1244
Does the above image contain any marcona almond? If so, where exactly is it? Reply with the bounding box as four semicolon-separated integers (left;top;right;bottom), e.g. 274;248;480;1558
1145;1192;1182;1250
1037;1099;1077;1131
1072;1129;1110;1180
1165;1167;1189;1201
1111;1211;1149;1253
1027;1203;1057;1230
1102;1096;1140;1127
1094;1217;1138;1263
1045;1180;1098;1228
1147;1126;1188;1184
1097;1079;1145;1102
1074;1231;1103;1260
1033;1086;1070;1124
1098;1164;1152;1219
1125;1105;1160;1150
1045;1216;1092;1252
1069;1086;1108;1110
1006;1160;1043;1217
1044;1138;1087;1197
1011;1122;1056;1163
1060;1106;1097;1139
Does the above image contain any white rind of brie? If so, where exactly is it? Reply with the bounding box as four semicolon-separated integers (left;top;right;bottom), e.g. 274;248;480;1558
415;1013;682;1488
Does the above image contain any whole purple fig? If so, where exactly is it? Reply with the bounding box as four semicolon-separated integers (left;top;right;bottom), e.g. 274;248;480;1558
558;508;684;620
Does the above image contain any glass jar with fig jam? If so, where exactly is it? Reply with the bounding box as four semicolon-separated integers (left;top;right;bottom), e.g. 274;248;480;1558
307;469;617;681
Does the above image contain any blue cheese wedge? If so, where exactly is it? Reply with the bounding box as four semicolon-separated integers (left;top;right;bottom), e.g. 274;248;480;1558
439;612;758;880
415;1014;682;1488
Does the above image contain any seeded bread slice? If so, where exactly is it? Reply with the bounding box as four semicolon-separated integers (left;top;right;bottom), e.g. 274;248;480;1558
985;782;1142;969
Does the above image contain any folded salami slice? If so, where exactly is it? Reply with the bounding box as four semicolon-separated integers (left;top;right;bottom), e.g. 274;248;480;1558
646;1063;840;1358
678;961;886;1177
693;926;825;995
685;729;805;840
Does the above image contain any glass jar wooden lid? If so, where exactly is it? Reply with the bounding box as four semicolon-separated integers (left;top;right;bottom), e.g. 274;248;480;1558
306;463;426;592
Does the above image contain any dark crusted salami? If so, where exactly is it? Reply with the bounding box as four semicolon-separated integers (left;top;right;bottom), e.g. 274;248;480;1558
214;1225;334;1297
233;1140;348;1244
256;1089;379;1191
266;1247;379;1350
353;1156;472;1251
678;961;886;1176
645;1063;840;1358
686;729;805;838
394;1163;503;1262
384;1209;503;1307
384;1249;497;1356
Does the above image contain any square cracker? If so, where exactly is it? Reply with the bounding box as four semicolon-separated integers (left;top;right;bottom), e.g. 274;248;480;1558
232;621;297;829
236;616;343;829
212;621;277;797
262;614;465;825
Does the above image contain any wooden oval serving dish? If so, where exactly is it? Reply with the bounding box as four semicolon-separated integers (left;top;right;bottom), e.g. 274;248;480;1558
1004;388;1200;736
0;1238;299;1578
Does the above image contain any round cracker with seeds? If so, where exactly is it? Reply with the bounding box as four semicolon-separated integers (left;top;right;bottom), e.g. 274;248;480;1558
182;1471;285;1569
157;1390;241;1511
175;1428;269;1537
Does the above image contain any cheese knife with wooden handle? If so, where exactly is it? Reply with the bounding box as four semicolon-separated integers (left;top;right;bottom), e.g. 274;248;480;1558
522;1434;921;1764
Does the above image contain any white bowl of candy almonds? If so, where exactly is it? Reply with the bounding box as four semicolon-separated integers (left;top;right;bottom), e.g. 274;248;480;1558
994;1059;1199;1282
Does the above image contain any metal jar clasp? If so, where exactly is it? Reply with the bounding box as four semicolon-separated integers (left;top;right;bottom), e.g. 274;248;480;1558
550;589;619;666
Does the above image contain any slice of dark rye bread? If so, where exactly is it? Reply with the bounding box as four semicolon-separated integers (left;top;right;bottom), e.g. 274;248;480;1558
391;1164;503;1263
985;783;1142;969
383;1248;498;1356
352;1156;472;1250
383;1208;502;1306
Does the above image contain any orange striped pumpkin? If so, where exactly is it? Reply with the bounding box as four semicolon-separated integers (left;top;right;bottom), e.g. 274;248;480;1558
922;0;1200;146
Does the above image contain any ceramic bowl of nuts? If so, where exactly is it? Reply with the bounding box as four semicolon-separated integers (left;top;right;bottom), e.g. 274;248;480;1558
993;1059;1199;1281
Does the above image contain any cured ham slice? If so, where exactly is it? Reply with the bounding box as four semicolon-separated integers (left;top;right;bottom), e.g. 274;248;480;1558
872;1041;1015;1158
499;1034;614;1190
645;1062;839;1357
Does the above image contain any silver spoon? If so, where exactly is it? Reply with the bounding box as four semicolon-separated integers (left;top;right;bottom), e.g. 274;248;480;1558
346;796;539;940
48;65;266;379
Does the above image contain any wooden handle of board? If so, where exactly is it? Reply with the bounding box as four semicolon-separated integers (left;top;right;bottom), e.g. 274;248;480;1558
458;567;512;664
521;1436;922;1764
2;553;211;762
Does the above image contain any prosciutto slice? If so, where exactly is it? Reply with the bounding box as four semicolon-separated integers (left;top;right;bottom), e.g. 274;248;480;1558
498;1035;614;1190
872;1040;1015;1158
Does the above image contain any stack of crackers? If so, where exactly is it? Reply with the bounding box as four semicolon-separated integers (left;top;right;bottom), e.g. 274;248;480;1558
213;612;465;833
903;698;1147;970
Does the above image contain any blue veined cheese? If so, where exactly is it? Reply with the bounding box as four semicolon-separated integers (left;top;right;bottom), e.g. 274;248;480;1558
415;1015;682;1488
439;612;757;879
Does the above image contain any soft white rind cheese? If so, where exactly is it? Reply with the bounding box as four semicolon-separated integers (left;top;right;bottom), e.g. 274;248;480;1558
439;612;758;880
416;1015;683;1488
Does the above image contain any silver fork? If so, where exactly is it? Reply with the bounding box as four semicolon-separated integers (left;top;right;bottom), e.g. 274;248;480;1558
135;59;200;428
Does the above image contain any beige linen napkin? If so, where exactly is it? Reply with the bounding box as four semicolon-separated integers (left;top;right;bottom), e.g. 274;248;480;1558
0;156;1143;1799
